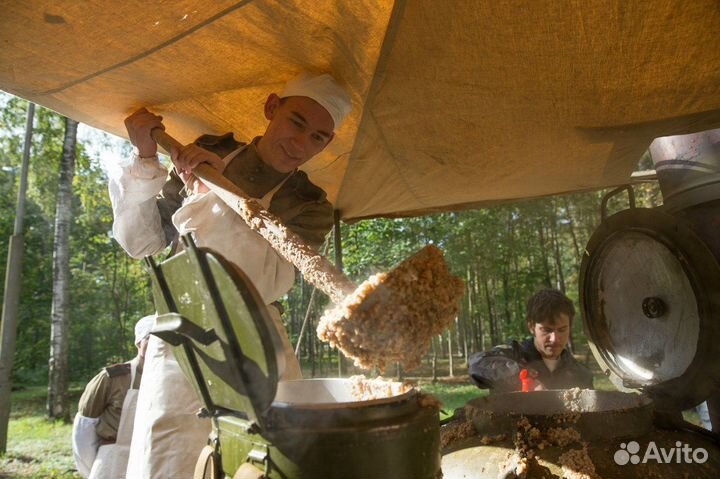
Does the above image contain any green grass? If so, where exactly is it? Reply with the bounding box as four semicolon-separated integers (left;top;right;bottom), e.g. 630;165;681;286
416;380;488;420
1;386;82;479
592;373;615;391
1;417;79;478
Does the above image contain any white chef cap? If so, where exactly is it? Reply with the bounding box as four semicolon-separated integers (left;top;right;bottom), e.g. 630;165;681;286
134;314;155;345
279;72;352;130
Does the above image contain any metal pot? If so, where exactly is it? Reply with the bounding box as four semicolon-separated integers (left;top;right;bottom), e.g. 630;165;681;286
442;390;720;478
218;379;440;478
146;236;441;479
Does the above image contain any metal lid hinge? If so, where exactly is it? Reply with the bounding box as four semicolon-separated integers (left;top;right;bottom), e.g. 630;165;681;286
247;443;270;476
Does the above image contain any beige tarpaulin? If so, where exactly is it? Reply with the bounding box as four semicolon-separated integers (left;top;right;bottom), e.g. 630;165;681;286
2;0;720;220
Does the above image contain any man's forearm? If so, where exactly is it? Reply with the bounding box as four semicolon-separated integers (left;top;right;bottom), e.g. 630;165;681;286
469;346;523;391
111;197;168;258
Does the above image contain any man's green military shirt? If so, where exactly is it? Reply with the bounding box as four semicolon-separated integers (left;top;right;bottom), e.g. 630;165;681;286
156;133;334;250
77;362;141;441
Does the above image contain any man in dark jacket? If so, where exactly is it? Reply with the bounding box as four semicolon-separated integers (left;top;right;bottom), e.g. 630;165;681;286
469;289;593;392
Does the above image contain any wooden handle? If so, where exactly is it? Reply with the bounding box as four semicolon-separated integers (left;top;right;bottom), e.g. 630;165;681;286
150;129;355;303
152;127;251;203
151;128;184;156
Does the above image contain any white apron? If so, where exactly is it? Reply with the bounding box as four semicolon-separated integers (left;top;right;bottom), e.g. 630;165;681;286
88;359;141;479
126;148;302;479
72;414;100;478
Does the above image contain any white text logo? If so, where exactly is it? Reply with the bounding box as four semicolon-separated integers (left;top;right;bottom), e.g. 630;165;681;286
614;441;708;465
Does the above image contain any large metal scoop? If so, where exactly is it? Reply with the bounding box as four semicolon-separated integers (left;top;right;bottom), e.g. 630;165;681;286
152;130;465;370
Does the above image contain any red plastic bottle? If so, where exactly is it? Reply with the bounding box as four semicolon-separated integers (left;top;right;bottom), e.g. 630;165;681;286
519;368;534;392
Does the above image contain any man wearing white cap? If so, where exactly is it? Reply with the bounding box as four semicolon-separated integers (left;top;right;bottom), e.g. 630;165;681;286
108;73;351;478
72;315;154;478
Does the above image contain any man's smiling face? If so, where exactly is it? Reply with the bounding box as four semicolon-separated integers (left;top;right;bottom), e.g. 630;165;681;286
257;94;335;173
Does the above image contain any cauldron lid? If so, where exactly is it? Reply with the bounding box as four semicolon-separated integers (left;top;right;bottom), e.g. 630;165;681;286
580;207;720;411
147;235;280;429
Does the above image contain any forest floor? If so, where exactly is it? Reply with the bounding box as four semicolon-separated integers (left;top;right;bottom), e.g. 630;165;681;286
0;386;82;478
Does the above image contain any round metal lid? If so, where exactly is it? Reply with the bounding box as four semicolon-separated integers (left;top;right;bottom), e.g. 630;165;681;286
580;207;720;411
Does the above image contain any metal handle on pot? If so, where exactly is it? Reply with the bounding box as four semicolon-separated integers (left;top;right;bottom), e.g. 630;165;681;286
600;184;636;221
654;410;720;446
236;443;270;478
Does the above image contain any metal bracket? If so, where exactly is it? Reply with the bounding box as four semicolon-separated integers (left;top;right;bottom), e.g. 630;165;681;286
153;312;219;346
247;443;270;476
600;184;636;221
234;420;261;435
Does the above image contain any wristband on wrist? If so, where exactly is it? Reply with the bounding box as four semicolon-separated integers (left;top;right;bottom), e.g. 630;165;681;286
134;153;159;161
132;147;158;161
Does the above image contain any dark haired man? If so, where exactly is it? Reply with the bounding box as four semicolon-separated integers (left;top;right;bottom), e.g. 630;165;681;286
468;289;593;392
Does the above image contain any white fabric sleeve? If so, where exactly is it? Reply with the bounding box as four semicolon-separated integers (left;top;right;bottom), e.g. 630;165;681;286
108;154;171;258
172;192;296;304
72;413;101;478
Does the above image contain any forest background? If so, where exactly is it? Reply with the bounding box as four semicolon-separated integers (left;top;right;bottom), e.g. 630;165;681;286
0;93;659;411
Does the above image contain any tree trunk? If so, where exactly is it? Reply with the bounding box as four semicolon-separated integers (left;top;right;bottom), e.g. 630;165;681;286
485;277;498;345
447;329;454;377
475;268;484;350
431;336;438;383
308;311;316;378
296;276;305;347
506;210;522;327
501;270;511;332
109;249;130;359
511;245;522;327
549;209;567;293
318;341;325;376
563;198;582;263
465;266;475;352
459;316;469;367
47;117;77;421
0;102;34;453
537;220;552;287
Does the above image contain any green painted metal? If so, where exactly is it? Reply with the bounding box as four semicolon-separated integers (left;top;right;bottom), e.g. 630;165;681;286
146;234;280;428
218;402;440;478
146;235;441;478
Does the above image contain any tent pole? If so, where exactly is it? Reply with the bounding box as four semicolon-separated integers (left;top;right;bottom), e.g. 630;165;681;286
333;210;345;377
0;102;35;453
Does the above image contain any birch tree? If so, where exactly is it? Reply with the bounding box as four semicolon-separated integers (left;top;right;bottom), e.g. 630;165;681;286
47;117;77;421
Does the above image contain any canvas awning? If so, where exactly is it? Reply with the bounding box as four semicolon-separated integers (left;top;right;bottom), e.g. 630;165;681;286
2;0;720;220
